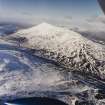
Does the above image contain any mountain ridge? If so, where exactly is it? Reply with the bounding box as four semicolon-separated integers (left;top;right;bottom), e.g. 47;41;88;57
12;22;105;79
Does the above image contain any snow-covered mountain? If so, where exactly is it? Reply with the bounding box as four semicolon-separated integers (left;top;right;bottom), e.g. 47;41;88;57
13;22;105;79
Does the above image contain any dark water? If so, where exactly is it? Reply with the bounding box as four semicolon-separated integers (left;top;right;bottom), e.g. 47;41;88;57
4;97;68;105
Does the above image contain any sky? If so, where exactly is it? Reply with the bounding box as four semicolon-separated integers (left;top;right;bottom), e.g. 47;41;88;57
0;0;104;25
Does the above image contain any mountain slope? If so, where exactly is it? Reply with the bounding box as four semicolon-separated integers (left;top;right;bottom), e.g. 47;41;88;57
13;22;105;79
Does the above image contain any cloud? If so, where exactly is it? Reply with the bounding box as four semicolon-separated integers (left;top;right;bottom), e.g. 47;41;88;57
21;12;33;16
64;16;72;20
72;15;105;42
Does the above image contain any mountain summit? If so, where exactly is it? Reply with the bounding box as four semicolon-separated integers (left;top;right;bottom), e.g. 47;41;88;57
21;22;56;34
36;22;55;29
13;23;105;79
15;22;84;43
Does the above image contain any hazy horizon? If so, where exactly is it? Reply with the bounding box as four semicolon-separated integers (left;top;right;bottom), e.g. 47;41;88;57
0;0;103;25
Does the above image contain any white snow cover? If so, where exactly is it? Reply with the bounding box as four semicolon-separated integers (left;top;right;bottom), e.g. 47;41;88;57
14;22;105;78
0;39;88;105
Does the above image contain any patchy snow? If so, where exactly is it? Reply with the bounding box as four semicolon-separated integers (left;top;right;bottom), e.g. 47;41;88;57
0;39;89;105
0;50;63;95
1;23;105;105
